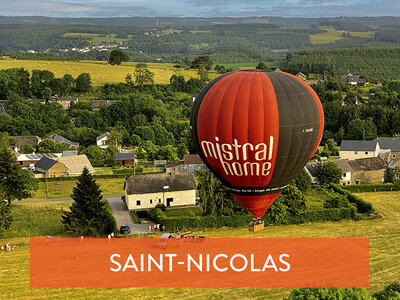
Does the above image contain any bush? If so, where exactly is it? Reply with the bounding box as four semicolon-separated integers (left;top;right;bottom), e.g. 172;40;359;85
292;168;312;192
341;184;400;193
323;193;352;209
104;201;117;234
155;203;166;211
372;282;400;300
111;167;143;175
330;184;374;215
286;287;372;300
129;211;141;224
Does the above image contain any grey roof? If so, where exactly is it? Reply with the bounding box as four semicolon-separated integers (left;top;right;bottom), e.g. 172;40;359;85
333;159;353;173
62;150;78;157
96;132;109;141
305;162;320;177
376;137;400;151
115;152;135;160
166;161;184;168
35;157;58;170
125;172;196;195
47;134;79;146
348;157;386;172
18;153;59;161
340;140;378;152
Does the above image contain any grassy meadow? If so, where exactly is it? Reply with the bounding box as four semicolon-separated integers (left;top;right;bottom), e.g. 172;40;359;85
0;191;399;299
0;58;214;86
309;27;375;45
28;177;125;200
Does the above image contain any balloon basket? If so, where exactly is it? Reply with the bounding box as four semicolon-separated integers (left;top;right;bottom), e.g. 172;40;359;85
249;218;264;232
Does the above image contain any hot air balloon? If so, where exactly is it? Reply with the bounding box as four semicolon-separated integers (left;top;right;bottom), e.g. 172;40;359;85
190;70;324;218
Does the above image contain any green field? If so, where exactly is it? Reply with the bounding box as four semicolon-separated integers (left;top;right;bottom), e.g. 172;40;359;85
1;191;399;299
63;33;130;44
0;59;209;86
28;177;125;200
309;27;375;45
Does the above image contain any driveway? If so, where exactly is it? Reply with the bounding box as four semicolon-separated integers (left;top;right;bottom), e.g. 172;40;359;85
106;196;151;234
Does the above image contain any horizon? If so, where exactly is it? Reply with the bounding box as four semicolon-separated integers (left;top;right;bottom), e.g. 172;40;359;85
1;0;399;19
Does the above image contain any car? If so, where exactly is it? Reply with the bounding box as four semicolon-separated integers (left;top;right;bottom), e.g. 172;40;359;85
120;224;131;234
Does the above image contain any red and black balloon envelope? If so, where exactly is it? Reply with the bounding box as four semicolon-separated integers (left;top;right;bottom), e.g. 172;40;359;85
190;70;324;218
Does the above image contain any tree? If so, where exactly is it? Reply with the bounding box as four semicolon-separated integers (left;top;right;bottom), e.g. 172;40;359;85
0;142;38;205
280;185;309;215
346;118;377;140
264;197;287;224
198;66;209;83
81;145;103;167
286;288;372;300
37;139;68;153
125;73;134;86
75;73;91;92
108;50;129;65
292;168;311;192
22;144;35;154
134;63;154;86
316;162;342;185
196;170;246;216
190;56;213;70
61;167;116;237
0;200;13;234
157;145;179;162
392;166;400;185
62;74;75;94
256;62;268;70
373;282;400;300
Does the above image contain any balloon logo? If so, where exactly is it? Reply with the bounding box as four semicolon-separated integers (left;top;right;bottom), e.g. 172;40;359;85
191;70;324;218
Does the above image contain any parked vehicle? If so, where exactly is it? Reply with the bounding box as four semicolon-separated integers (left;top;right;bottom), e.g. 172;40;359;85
120;224;131;234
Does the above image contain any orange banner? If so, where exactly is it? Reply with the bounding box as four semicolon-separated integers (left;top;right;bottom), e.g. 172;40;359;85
30;238;369;288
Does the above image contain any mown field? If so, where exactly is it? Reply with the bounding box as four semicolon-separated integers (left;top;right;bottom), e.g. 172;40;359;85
0;59;215;86
28;177;125;199
1;191;399;299
309;27;375;45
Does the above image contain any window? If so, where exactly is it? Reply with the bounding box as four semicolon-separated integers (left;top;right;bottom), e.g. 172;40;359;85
393;154;397;159
343;173;346;177
150;199;152;204
355;180;360;185
136;200;141;206
159;199;161;203
365;152;368;155
355;151;358;155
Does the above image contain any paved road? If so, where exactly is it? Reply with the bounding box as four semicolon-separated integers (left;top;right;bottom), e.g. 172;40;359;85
106;196;151;235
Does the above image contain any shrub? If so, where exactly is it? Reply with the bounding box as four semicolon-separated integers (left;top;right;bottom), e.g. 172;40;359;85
372;282;400;300
292;168;312;192
129;211;141;224
155;203;166;211
323;193;352;209
330;184;374;215
286;288;372;300
341;184;400;193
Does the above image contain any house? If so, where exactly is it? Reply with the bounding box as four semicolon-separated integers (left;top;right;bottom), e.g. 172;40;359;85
165;161;184;173
96;132;109;149
375;137;400;162
34;157;68;178
164;154;208;175
296;72;307;80
16;153;62;168
115;152;135;166
332;159;353;185
91;100;118;111
124;172;196;211
304;161;320;183
12;136;41;147
54;155;95;176
47;134;79;149
340;140;380;160
50;97;78;109
183;154;208;174
347;157;387;185
337;74;368;86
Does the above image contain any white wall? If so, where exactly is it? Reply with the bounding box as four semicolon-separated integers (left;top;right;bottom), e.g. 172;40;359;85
126;189;196;210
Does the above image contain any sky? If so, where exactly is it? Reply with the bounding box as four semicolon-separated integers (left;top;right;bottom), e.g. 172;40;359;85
0;0;399;18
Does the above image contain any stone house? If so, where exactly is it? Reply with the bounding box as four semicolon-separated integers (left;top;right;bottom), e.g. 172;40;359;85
12;136;42;147
16;153;62;168
347;157;387;185
124;172;196;211
34;154;94;177
35;157;68;178
91;100;118;111
375;137;400;162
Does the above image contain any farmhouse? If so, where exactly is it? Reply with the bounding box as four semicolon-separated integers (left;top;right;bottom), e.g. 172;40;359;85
347;157;387;185
50;97;78;109
337;74;368;86
97;132;109;149
340;140;380;160
16;153;62;168
47;134;79;149
333;159;353;185
124;172;196;211
34;154;94;177
165;154;208;175
91;100;118;111
34;157;68;178
375;137;400;162
115;152;135;166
